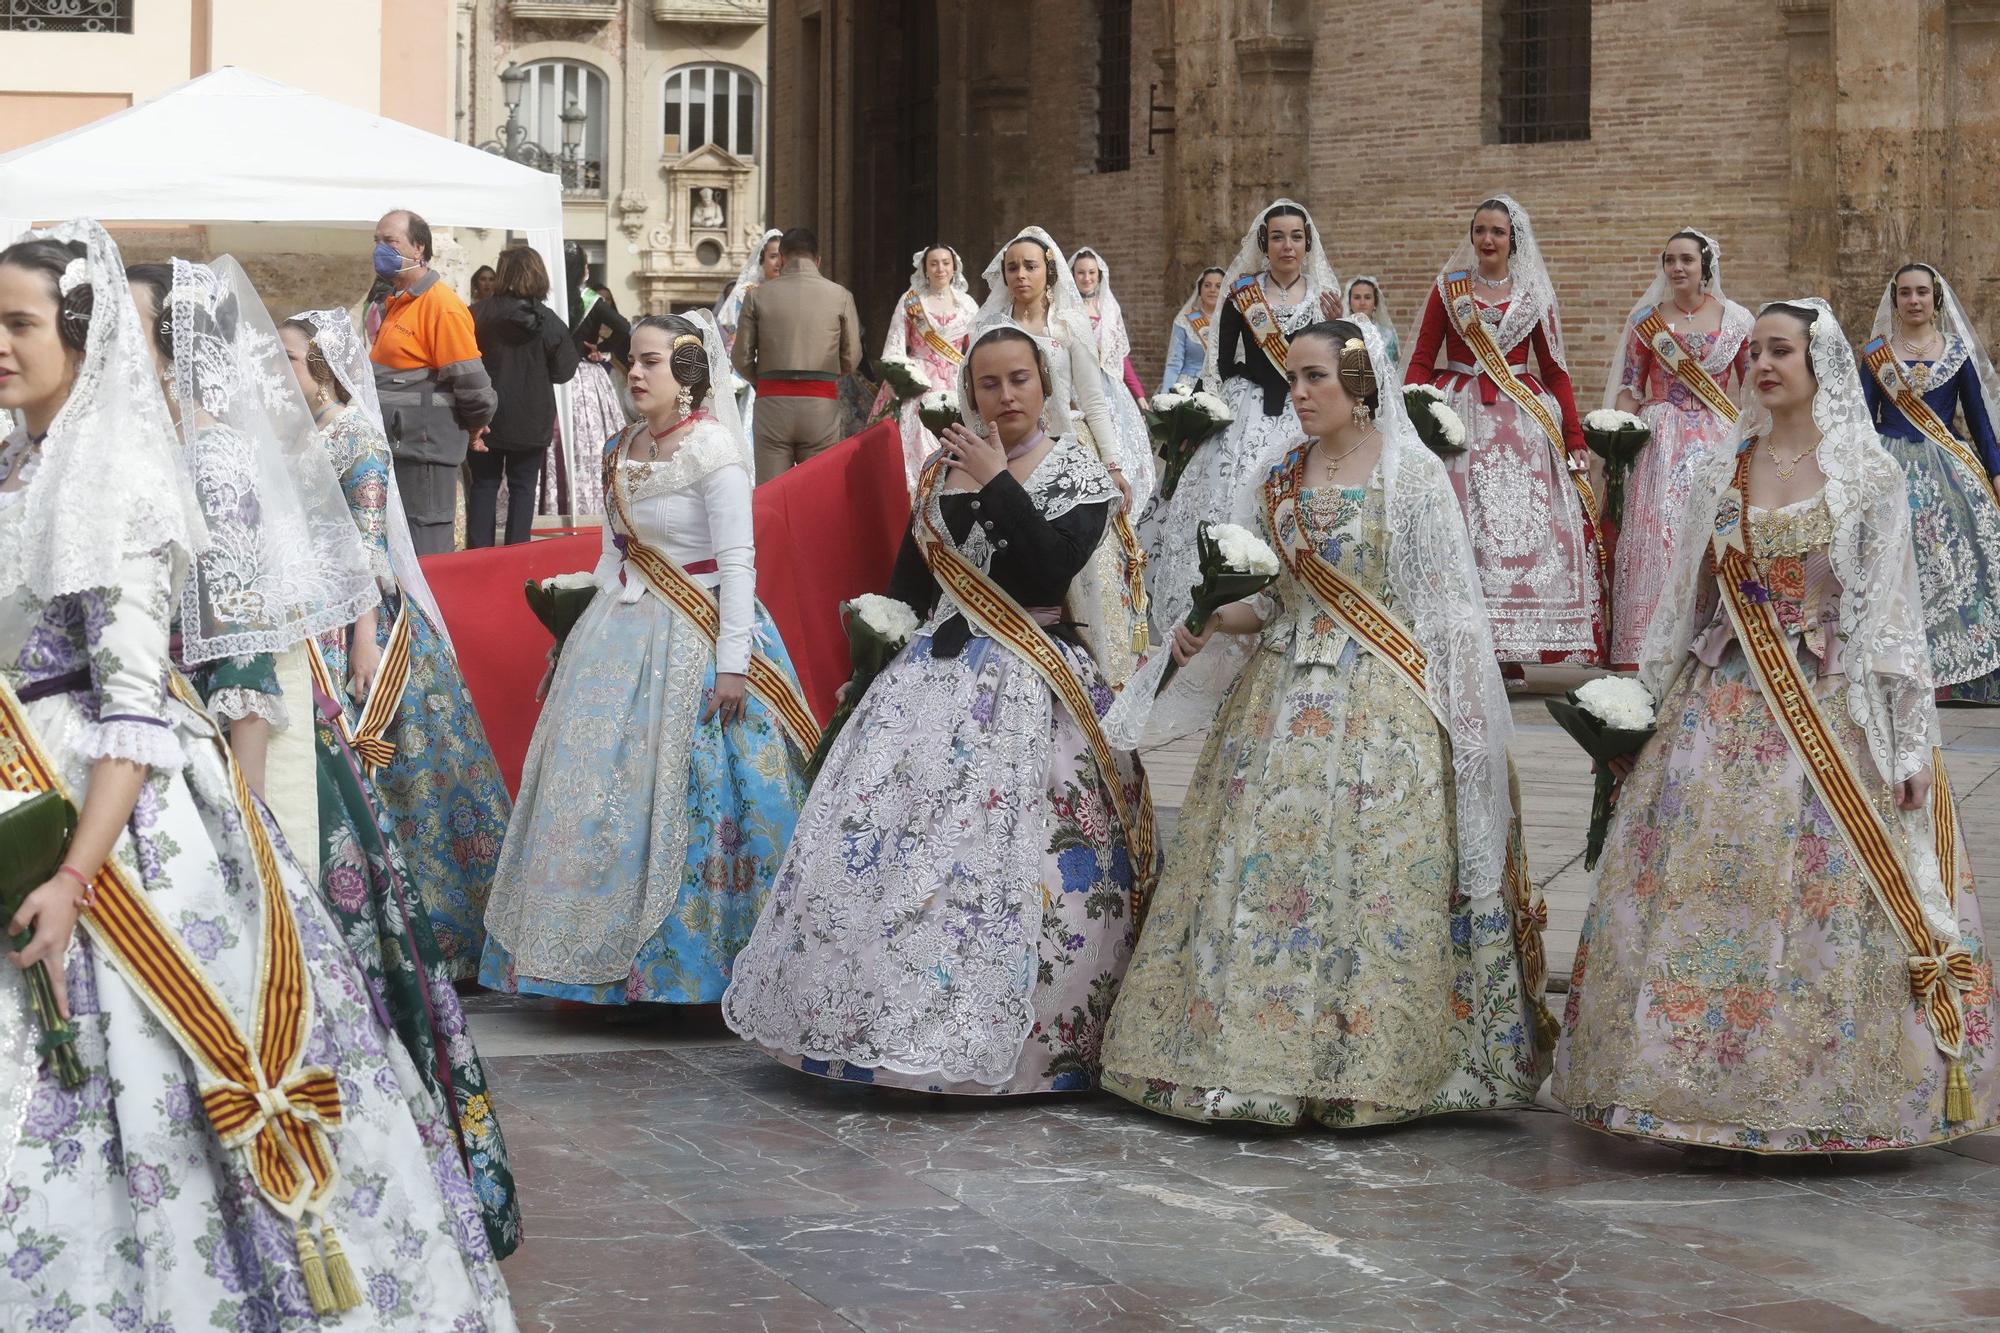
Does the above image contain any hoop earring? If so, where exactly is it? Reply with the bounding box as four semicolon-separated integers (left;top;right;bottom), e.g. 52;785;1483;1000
676;385;694;418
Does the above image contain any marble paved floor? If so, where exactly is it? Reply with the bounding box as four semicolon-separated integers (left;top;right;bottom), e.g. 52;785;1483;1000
471;677;2000;1332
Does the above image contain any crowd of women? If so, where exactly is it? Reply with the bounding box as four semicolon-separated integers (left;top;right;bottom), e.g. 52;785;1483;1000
1;191;1996;1324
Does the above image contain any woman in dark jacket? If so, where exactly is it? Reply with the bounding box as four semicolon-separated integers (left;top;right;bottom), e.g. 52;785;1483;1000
469;245;579;545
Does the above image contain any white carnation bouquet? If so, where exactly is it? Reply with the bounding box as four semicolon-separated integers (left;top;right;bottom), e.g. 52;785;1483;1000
1155;520;1282;694
1402;384;1467;455
1546;675;1658;869
1144;384;1234;502
917;389;960;437
1582;407;1653;541
523;569;601;659
875;353;930;403
804;593;921;782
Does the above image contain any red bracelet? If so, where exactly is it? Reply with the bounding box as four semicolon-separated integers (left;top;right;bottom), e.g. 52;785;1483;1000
56;863;95;909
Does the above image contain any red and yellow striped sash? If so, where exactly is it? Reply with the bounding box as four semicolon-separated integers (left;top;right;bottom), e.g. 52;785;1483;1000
903;291;965;368
1861;337;1998;504
1109;509;1150;654
1712;446;1976;1089
1631;307;1739;424
606;429;821;756
0;676;360;1310
304;603;413;774
1228;276;1291;377
912;460;1158;922
1443;272;1610;591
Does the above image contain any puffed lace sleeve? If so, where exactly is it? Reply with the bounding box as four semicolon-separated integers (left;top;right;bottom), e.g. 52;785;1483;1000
700;462;757;676
76;545;186;770
193;653;289;731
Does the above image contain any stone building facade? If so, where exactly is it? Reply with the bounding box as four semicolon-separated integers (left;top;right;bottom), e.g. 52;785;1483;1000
767;0;1999;399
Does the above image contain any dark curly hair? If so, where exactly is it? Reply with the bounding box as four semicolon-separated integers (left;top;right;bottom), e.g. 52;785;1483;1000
277;318;352;405
0;237;94;355
631;314;711;404
1290;319;1381;414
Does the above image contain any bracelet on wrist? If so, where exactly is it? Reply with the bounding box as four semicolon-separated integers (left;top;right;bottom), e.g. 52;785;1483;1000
56;863;96;909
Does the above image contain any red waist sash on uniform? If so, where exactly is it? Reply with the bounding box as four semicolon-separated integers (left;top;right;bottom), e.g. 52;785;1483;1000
757;375;839;399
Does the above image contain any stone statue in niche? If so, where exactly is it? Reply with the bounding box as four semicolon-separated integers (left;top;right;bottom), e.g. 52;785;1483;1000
692;186;726;230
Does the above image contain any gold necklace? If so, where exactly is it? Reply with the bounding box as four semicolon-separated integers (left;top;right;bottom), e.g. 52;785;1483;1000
1317;429;1377;476
1766;438;1815;480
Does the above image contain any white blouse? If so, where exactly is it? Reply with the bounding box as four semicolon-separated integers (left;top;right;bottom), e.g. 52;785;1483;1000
593;418;757;675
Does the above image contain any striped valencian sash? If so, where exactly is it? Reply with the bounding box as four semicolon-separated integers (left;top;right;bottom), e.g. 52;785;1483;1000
1110;508;1150;654
1262;448;1549;991
605;427;820;757
911;458;1158;920
1228;275;1291;377
1631;306;1740;424
1712;443;1978;1115
304;603;413;774
903;291;965;367
1443;271;1610;590
1861;337;1998;502
0;675;361;1312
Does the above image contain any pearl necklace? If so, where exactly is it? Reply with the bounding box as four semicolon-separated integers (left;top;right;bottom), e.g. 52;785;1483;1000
1472;269;1512;291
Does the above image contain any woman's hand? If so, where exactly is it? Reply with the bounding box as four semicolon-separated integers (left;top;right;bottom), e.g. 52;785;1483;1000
938;422;1008;487
1319;290;1343;320
704;672;750;726
347;636;383;702
1170;615;1219;665
834;680;854;707
1899;766;1934;812
534;647;557;703
1108;466;1133;513
8;875;84;1021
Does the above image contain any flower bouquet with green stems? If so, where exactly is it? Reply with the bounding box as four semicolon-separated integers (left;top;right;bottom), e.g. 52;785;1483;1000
875;354;930;404
1582;407;1653;536
1155;521;1282;694
524;571;600;661
917;389;961;437
1145;384;1233;503
0;788;86;1087
1404;384;1467;455
1545;675;1657;870
804;594;921;783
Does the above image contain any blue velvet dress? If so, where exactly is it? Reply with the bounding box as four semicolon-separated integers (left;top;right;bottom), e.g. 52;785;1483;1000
1863;338;2000;702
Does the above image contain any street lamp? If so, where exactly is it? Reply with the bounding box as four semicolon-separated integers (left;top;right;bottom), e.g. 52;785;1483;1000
478;62;557;175
558;95;588;193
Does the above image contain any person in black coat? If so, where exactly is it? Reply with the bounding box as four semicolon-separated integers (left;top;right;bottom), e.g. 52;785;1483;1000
469;246;580;546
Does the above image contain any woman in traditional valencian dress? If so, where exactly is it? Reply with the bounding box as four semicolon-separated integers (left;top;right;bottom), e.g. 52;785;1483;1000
1345;275;1397;366
1101;320;1550;1128
1862;263;2000;703
1603;229;1752;670
1555;299;1998;1153
717;228;783;434
871;243;979;490
724;326;1152;1095
543;242;633;521
0;221;516;1329
1405;195;1604;674
280;307;520;1256
481;313;810;1005
1114;200;1341;743
1159;266;1224;394
1071;246;1159;518
970;228;1146;685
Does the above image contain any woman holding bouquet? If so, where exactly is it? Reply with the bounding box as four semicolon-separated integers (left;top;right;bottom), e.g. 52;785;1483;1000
0;222;516;1327
724;325;1152;1095
481;312;810;1006
1072;247;1159;520
1862;263;2000;702
1603;229;1751;670
1160;267;1225;394
1101;320;1550;1127
870;243;979;490
1405;194;1604;673
1555;299;1998;1153
970;227;1145;683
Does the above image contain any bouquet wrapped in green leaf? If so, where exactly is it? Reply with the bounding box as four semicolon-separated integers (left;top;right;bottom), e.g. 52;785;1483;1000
1144;385;1233;504
523;571;600;662
1545;676;1657;870
0;788;86;1088
1582;408;1653;536
1156;521;1282;695
917;389;961;437
1403;384;1467;456
875;354;930;403
804;594;922;783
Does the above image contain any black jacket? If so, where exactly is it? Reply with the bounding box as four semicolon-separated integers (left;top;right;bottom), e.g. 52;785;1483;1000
471;295;581;452
1218;296;1293;418
571;296;631;366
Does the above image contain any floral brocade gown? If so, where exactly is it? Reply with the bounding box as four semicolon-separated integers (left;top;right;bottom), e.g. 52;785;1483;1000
1555;495;1999;1152
315;408;513;977
1101;474;1548;1126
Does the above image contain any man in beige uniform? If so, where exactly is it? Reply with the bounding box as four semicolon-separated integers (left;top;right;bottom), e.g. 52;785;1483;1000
731;227;863;483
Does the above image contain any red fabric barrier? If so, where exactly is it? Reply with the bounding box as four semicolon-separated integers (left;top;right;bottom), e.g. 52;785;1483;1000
419;419;909;795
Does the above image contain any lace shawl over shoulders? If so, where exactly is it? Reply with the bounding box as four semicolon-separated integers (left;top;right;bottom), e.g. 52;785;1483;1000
616;418;747;504
1029;437;1119;521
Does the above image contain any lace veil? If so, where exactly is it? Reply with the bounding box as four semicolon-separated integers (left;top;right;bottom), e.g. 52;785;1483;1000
1600;227;1752;409
971;226;1097;437
163;258;377;663
1867;263;2000;437
1635;297;1951;936
715;227;782;346
686;308;753;477
1345;274;1393;342
292;306;453;648
1202;198;1341;387
0;219;206;603
1070;247;1132;378
1174;267;1225;337
1421;193;1567;369
905;244;973;300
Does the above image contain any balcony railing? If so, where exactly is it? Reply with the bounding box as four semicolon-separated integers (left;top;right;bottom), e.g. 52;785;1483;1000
1;0;133;31
652;0;764;27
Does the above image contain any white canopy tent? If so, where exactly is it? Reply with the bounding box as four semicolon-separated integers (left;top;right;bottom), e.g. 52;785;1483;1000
0;66;567;307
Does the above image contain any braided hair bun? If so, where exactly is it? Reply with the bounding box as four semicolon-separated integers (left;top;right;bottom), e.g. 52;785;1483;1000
632;314;711;404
